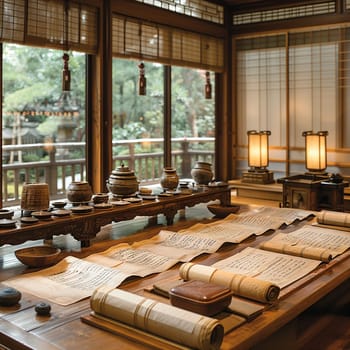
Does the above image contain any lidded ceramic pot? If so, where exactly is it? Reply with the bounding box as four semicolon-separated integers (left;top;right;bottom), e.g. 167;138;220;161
66;181;93;203
160;167;179;190
191;161;213;185
106;163;139;196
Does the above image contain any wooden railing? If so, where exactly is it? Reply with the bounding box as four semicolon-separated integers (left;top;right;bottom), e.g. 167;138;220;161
2;137;214;207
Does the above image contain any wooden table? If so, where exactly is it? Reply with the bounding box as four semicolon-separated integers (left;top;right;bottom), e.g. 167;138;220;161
0;204;349;350
0;185;230;248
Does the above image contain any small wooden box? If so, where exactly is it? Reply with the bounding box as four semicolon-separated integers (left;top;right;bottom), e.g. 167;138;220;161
169;280;232;316
278;174;349;211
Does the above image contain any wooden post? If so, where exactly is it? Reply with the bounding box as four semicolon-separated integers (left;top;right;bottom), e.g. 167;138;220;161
48;147;58;195
181;139;191;178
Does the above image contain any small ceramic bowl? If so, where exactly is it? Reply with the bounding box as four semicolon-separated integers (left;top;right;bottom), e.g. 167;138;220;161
15;246;61;268
31;211;52;220
92;193;109;204
139;187;152;195
51;201;67;209
0;209;14;220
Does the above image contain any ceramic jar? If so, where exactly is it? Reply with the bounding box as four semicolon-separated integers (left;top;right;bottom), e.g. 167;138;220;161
106;164;139;196
191;161;213;185
66;181;93;203
160;167;179;190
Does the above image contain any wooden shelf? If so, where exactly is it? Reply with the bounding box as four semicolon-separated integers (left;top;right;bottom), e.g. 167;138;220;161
0;186;231;248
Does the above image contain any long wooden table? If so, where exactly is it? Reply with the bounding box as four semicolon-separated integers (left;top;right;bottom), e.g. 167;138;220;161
0;204;349;349
0;185;230;247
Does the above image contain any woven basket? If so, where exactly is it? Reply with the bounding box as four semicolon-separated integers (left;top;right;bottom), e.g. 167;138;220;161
21;183;50;211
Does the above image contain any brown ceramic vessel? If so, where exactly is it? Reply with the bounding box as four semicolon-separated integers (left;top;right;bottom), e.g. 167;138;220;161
66;181;93;203
106;164;139;196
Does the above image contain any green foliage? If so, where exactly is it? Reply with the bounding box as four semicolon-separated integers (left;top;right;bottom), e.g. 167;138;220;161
3;44;86;140
112;59;215;141
22;153;45;163
112;121;147;140
3;45;85;98
68;149;84;159
36;117;59;136
3;83;56;111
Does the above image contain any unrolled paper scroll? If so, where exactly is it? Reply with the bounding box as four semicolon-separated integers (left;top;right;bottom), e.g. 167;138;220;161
90;286;224;350
179;262;280;303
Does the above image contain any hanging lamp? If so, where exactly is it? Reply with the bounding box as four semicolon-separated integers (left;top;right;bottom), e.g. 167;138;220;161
205;71;212;99
138;62;146;95
62;0;70;92
62;53;71;91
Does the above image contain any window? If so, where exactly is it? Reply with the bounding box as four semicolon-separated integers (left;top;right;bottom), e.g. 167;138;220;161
171;66;215;179
112;59;215;184
233;2;335;25
0;0;98;207
2;43;86;205
135;0;224;24
236;35;287;178
112;59;164;183
112;12;221;186
235;26;350;179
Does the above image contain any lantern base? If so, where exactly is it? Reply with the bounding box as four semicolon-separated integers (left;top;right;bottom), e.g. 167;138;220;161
242;170;275;184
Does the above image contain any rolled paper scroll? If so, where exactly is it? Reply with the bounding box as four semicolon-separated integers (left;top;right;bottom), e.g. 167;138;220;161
179;262;280;303
317;210;350;228
90;286;224;350
259;240;332;263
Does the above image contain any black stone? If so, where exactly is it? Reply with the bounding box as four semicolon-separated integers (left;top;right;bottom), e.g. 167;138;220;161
0;287;21;306
35;302;51;316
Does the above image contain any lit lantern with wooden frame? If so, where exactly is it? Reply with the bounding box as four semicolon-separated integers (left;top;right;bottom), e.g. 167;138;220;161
242;130;274;184
302;130;328;175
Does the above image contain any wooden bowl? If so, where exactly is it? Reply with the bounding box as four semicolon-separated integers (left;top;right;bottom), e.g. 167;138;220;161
207;204;240;218
15;246;61;268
